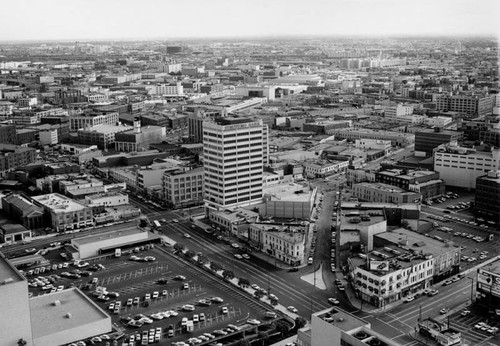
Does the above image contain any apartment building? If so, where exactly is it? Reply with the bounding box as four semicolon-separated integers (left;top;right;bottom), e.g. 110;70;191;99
203;117;266;210
33;193;93;232
433;143;500;189
162;166;204;208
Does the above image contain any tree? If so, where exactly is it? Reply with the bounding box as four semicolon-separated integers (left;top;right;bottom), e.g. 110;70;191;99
197;255;208;265
274;320;290;336
210;261;222;272
294;317;307;330
184;250;196;259
17;340;27;346
270;298;278;306
173;243;185;252
254;290;264;299
222;269;234;280
238;278;250;288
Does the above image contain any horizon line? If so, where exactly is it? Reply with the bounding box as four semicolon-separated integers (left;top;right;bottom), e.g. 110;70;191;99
0;33;498;44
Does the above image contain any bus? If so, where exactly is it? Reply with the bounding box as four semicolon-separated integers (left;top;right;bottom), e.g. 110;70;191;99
153;220;161;228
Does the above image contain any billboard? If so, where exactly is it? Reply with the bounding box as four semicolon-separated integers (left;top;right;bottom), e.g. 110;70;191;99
477;268;500;298
369;260;390;272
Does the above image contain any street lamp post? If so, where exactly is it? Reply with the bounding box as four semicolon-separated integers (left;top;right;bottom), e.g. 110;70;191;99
467;277;475;303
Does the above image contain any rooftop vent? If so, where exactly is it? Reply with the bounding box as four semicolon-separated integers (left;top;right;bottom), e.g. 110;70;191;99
2;278;14;285
65;312;72;318
354;331;368;340
52;300;61;306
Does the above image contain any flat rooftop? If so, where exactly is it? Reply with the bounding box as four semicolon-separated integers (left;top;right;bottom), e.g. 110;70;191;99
72;227;151;246
30;288;110;339
0;254;24;283
341;202;420;211
33;193;87;212
315;307;367;332
263;183;313;203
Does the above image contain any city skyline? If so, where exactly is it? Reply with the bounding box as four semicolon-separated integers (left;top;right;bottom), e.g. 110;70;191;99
1;0;499;41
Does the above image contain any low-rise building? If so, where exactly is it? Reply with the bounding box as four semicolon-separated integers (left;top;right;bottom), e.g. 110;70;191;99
0;144;37;173
69;228;161;259
433;143;500;189
33;193;93;232
258;183;317;219
348;228;460;308
303;159;349;178
352;182;421;204
77;124;132;150
297;307;403;346
0;224;32;244
84;191;129;208
2;193;45;231
114;119;166;152
162;166;204;208
249;223;306;266
328;128;415;147
375;169;445;200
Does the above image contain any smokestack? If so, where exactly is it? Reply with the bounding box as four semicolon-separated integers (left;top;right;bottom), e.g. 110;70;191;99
134;117;141;134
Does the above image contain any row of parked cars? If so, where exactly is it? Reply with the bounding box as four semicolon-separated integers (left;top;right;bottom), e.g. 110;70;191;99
474;322;499;335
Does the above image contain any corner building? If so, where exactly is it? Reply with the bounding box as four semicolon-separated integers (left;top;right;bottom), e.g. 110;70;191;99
203;117;267;211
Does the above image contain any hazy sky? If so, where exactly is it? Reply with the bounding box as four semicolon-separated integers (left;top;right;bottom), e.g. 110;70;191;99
1;0;498;41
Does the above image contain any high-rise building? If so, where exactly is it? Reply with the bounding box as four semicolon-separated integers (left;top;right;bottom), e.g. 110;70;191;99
203;117;267;211
475;170;500;224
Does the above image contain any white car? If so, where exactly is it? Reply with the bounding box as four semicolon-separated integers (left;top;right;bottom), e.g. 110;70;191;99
287;306;298;313
234;254;243;260
404;296;415;303
183;233;191;238
231;243;240;248
247;319;261;325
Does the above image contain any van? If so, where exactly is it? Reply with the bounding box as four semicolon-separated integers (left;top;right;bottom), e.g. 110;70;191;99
265;311;277;319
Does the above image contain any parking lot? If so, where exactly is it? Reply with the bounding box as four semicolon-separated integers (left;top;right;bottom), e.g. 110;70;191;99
447;306;500;345
419;220;499;272
24;245;278;346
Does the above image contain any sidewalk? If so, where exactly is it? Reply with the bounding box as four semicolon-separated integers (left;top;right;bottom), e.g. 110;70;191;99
192;216;299;270
342;254;500;315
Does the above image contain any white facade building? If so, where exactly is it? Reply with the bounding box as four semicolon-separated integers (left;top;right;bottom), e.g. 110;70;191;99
303;160;349;178
148;82;184;96
203;117;266;210
433;144;500;189
385;104;414;118
355;139;391;154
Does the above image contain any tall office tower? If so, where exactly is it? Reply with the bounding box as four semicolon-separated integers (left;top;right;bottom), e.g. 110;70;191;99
203;117;265;211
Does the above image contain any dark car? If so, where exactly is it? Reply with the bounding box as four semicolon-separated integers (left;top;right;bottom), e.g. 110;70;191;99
288;268;299;272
